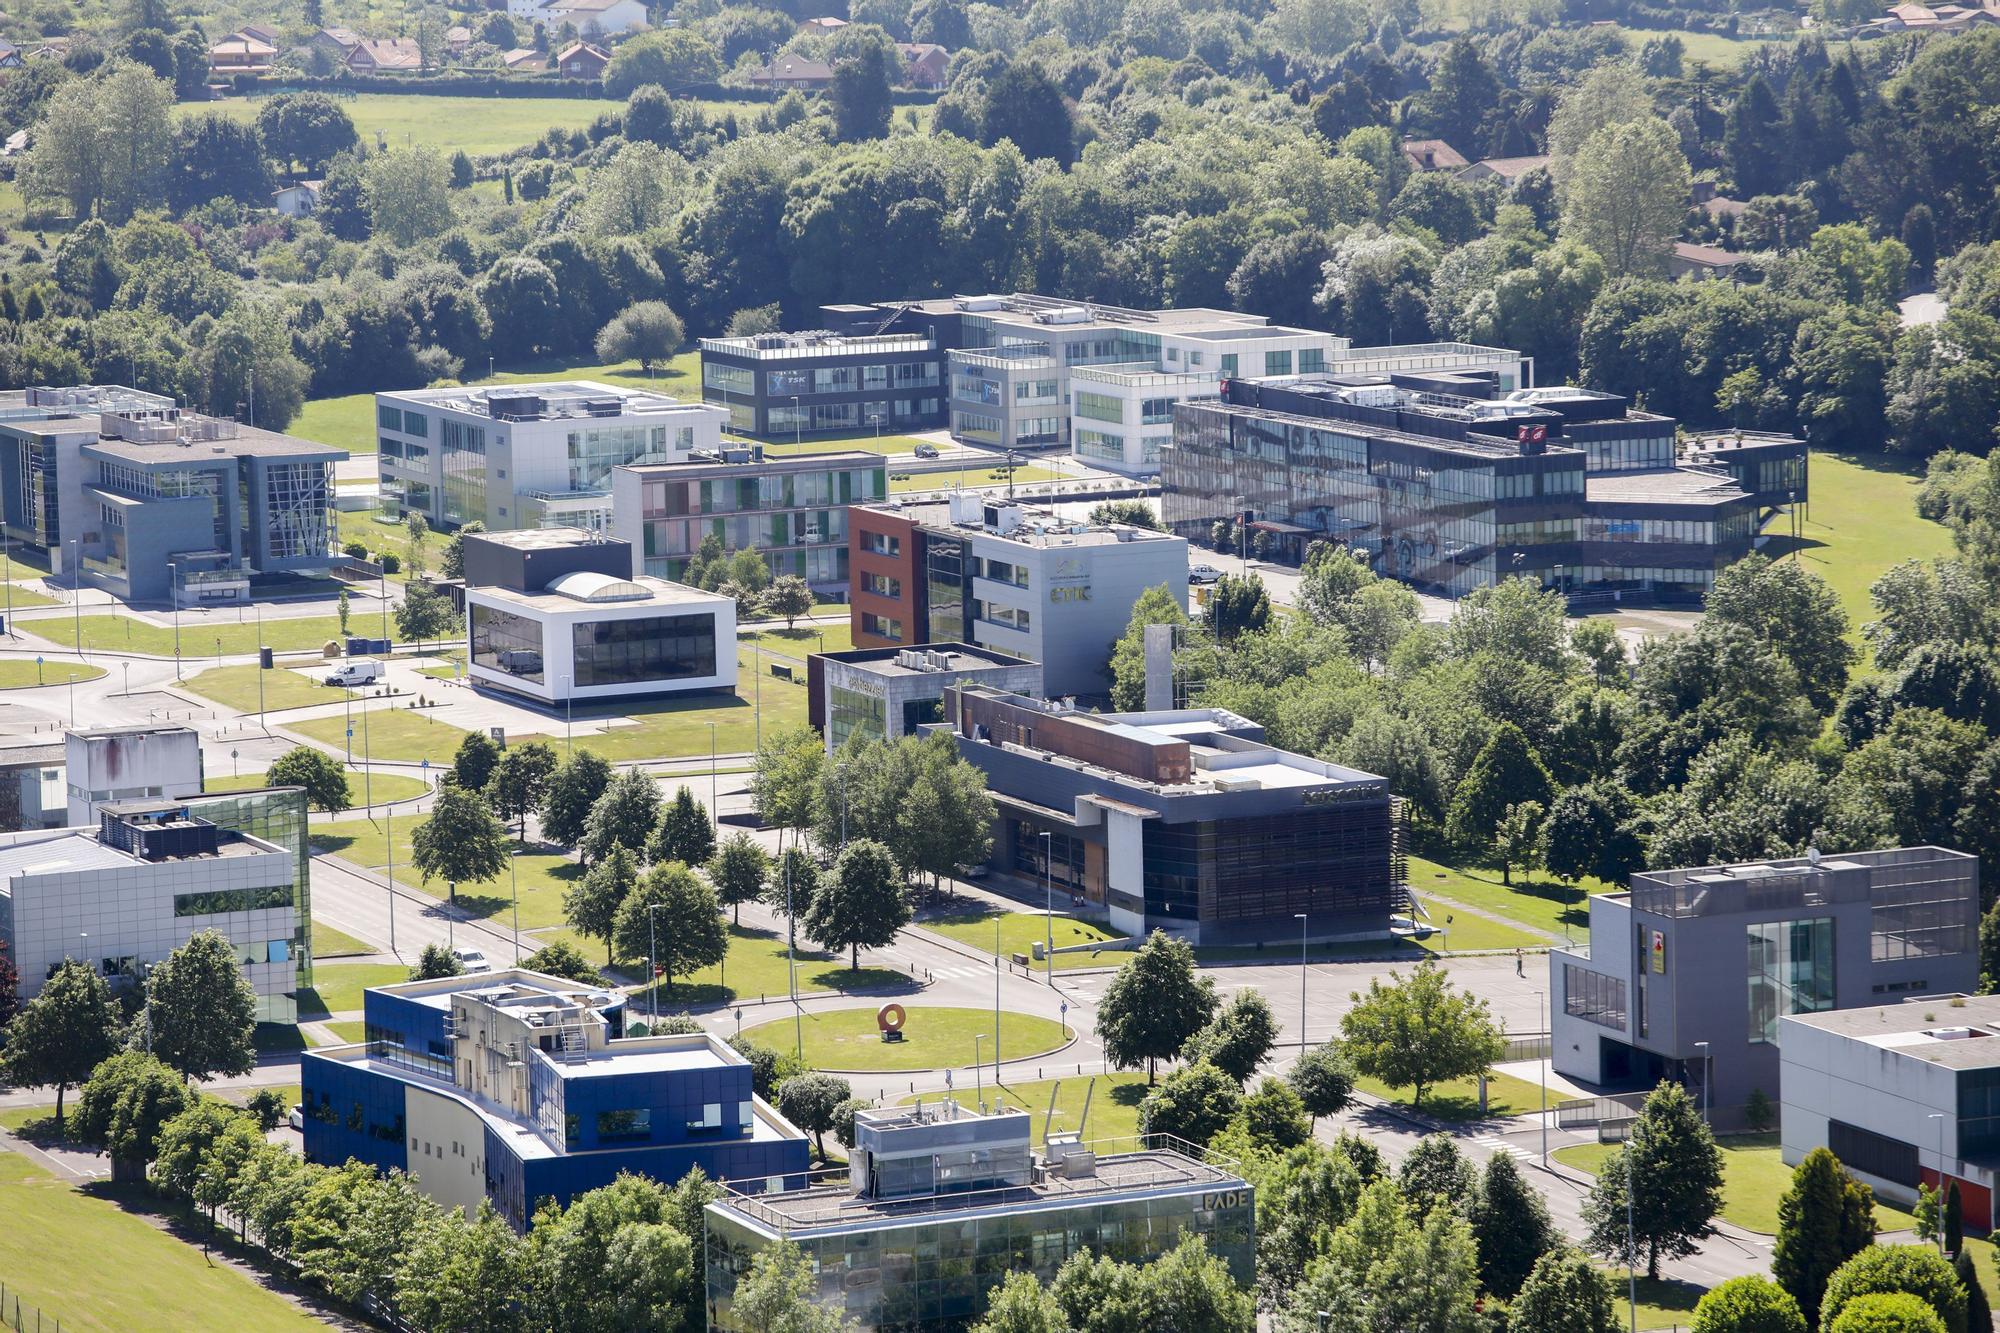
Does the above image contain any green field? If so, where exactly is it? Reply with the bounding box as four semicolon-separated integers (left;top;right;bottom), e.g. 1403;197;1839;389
904;1073;1151;1147
0;659;105;689
631;923;915;1006
20;613;349;658
1355;1068;1554;1122
206;769;430;809
741;1005;1073;1072
767;433;934;458
312;814;578;927
0;1152;328;1332
0;582;57;608
318;1020;367;1045
300;961;410;1017
891;464;1064;494
182;663;354;712
1763;452;1956;664
739;621;853;658
921;908;1129;971
566;648;809;761
289;708;475;765
311;918;373;959
1407;855;1612;945
188;92;612;158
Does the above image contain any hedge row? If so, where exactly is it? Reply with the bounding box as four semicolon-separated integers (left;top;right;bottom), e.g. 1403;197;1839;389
229;73;941;104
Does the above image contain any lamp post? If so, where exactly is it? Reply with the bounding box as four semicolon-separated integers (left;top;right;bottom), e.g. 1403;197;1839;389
1930;1112;1948;1253
66;671;76;727
1294;912;1308;1050
3;530;12;638
708;720;718;834
168;561;181;675
561;675;573;754
974;1034;986;1111
1694;1041;1710;1128
1041;830;1054;987
647;901;666;1025
70;538;82;659
1535;989;1548;1163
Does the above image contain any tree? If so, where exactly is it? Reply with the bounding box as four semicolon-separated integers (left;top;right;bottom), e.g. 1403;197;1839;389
1691;1276;1808;1333
1479;1152;1558;1298
1109;584;1193;711
74;1051;192;1181
2;960;121;1129
595;301;686;373
764;576;815;630
480;257;561;360
1827;1294;1948;1333
23;62;175;223
766;846;821;944
1138;1061;1241;1148
454;730;502;793
337;590;352;636
1179;988;1277;1084
753;726;824;843
396;581;456;650
1287;1041;1357;1128
976;1270;1070;1333
524;937;603;983
1096;930;1219;1083
366;146;456;248
1493;799;1545;887
567;845;638;965
830;31;896;142
440;521;483;581
1205;573;1271;641
603;28;723;97
1584;1082;1723;1280
1560;116;1691;279
1446;722;1554;856
980;62;1074;166
167;113;273;211
411;942;464;980
731;1239;849;1333
709;832;770;927
1410;36;1499;150
1235;1077;1312;1152
613;862;727;991
411;781;510;904
1509;1248;1622;1333
396;1202;530;1333
1953;1249;1989;1333
1943;1180;1963;1258
266;747;350;814
0;940;17;1030
448;149;474;190
541;749;614;849
1339;960;1504;1107
1821;1247;1966;1333
148;930;257;1083
1399;1132;1479;1223
255;92;358;173
1705;554;1856;714
582;769;664;865
1773;1146;1878;1325
775;1073;852;1162
803;839;909;969
489;741;558;842
650;785;717;868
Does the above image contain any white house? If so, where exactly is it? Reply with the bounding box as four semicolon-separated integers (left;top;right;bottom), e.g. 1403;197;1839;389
273;180;322;217
512;0;649;35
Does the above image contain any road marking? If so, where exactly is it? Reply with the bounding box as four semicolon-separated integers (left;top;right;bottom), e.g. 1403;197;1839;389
1473;1134;1533;1160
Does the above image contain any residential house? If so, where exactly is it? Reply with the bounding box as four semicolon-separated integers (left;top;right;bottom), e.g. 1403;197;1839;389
526;0;651;36
800;15;848;31
1455;154;1552;187
273;181;323;217
895;41;949;89
0;38;25;69
500;46;546;70
445;24;472;53
209;32;278;74
748;56;834;89
347;36;423;72
555;40;610;77
310;27;364;62
1670;240;1749;281
1402;138;1469;172
237;21;282;44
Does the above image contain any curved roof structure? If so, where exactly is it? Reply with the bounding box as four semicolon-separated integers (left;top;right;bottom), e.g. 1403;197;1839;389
547;571;650;603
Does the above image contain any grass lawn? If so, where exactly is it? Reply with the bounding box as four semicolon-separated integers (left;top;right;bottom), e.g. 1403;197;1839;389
208;769;430;808
739;621;854;658
1356;1069;1554;1122
891;464;1064;494
311;918;374;959
181;663;354;712
740;1005;1072;1072
921;908;1128;971
319;1020;367;1045
1408;855;1612;945
20;613;349;657
189;92;611;158
0;582;57;607
313;815;579;929
299;962;410;1017
0;659;105;689
1611;1274;1708;1330
334;508;414;574
0;1105;54;1133
0;1151;328;1331
567;647;808;761
761;433;932;458
289;708;474;765
900;1072;1151;1147
632;923;915;1007
1762;452;1956;664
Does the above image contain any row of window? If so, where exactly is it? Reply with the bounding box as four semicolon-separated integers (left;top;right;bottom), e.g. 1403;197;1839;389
975;598;1031;632
974;556;1028;588
762;364;939;397
1563;964;1627;1029
862;530;902;557
861;572;902;598
174;884;293;917
1581;435;1675;472
377;404;429;437
378;437;430;464
860;612;904;641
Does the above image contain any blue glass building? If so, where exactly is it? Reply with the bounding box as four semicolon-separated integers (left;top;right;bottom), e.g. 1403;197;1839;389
301;969;810;1227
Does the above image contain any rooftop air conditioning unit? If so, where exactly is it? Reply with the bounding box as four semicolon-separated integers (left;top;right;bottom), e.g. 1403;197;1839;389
1037;306;1092;325
956;295;1007;312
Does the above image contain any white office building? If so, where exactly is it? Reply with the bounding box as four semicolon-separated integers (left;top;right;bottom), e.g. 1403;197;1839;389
373;382;727;536
65;725;204;826
0;796;306;1023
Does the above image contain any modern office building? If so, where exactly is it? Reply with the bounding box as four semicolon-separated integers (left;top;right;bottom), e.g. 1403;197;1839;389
0;790;311;1023
303;969;811;1228
698;323;947;438
1781;995;2000;1233
703;1102;1254;1331
806;643;1044;752
1549;846;1980;1126
373;382;725;535
1163;373;1804;599
611;444;887;591
936;685;1403;944
0;385;344;602
849;495;1187;698
65;725;203;826
461;528;736;706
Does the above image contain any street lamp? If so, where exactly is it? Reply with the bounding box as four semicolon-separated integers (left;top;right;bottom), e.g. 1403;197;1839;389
1041;830;1054;988
1534;989;1548;1162
66;671;75;727
647;901;667;1025
1693;1041;1710;1128
1930;1112;1948;1253
708;720;719;834
1294;913;1308;1050
561;675;573;754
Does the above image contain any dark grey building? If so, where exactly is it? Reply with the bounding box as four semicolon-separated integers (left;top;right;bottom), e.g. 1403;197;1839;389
698;309;948;439
1163;375;1804;602
1550;847;1980;1126
805;642;1044;752
0;385;343;603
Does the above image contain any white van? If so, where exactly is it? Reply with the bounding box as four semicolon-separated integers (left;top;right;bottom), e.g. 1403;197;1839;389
325;659;385;687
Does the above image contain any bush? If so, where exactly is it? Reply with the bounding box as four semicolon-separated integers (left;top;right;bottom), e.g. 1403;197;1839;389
1690;1275;1807;1333
379;552;401;574
342;540;368;559
1821;1246;1967;1333
1827;1293;1948;1333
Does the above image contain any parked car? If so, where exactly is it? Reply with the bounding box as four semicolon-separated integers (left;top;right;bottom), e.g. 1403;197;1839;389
287;1104;304;1131
914;443;940;459
325;659;385;687
453;946;493;974
1188;564;1223;585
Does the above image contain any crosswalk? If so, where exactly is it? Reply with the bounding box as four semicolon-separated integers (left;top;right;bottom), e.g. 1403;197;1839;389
929;964;992;981
1472;1134;1534;1162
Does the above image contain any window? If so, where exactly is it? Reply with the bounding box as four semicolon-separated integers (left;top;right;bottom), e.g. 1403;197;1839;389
1140;398;1176;426
860;612;903;641
828;684;887;749
174;885;292;916
812;367;858;394
1015;417;1061;444
1563;965;1627;1029
1747;918;1835;1044
1872;863;1977;962
1299;348;1328;374
376;404;401;431
1264;350;1293;377
471;604;546;683
1075;429;1126;464
596;1109;652;1142
1075;391;1123;424
687;1102;723;1131
572;613;718;688
703;362;753;395
400;411;428;438
862;530;902;557
862;572;902;598
1829;1119;1917;1187
1219;354;1238;378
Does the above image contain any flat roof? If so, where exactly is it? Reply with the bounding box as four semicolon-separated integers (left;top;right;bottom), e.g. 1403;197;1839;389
468;526;618;551
822;642;1035;677
864;500;1184;549
0;831;132;881
1786;996;2000;1069
1585;468;1750;506
382;381;713;421
624;449;883;474
468;575;724;615
83;423;343;462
